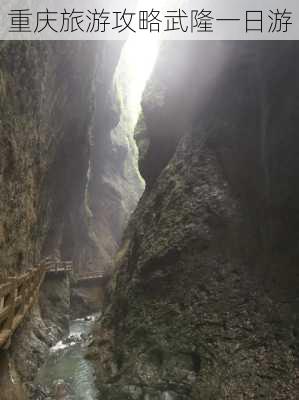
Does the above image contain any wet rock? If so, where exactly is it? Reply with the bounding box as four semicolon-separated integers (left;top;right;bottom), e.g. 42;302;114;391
161;392;178;400
39;274;71;337
86;337;95;347
61;335;79;346
80;333;87;342
28;383;51;400
70;288;102;319
0;352;27;400
85;347;99;361
53;380;72;400
125;385;143;399
10;304;50;385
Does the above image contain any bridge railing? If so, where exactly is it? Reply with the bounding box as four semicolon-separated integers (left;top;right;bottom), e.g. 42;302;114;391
41;259;73;274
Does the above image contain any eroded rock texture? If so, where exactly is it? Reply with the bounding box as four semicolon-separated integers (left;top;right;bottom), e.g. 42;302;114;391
0;39;142;397
93;42;299;399
0;41;99;397
80;42;143;276
0;42;100;277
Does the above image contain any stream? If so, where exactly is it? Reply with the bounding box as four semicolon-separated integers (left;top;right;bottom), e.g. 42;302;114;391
35;315;99;400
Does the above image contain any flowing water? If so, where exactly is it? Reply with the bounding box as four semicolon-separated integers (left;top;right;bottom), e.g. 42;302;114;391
35;315;99;400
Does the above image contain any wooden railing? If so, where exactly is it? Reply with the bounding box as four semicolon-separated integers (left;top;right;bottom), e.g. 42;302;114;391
0;265;46;348
0;259;73;349
45;260;72;274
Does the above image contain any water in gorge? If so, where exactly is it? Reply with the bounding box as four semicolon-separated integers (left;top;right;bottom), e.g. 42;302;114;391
35;315;99;400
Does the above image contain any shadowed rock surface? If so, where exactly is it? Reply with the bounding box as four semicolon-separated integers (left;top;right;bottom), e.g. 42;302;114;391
0;41;136;398
84;42;144;276
1;38;299;400
91;42;299;399
0;41;99;397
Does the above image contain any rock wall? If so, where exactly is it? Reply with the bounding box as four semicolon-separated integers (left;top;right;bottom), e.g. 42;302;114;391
92;42;299;399
83;42;144;276
0;41;98;398
0;42;99;277
0;39;142;397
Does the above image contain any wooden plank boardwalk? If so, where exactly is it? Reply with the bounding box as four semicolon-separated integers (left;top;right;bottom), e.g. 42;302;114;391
0;260;72;349
76;272;104;284
0;259;106;349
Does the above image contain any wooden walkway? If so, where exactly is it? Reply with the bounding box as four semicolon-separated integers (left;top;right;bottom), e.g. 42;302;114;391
0;260;72;349
76;272;104;284
0;260;106;349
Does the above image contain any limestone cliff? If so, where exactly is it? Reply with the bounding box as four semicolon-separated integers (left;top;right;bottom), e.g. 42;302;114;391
0;42;102;275
0;41;97;398
0;39;142;397
93;42;299;399
83;42;144;277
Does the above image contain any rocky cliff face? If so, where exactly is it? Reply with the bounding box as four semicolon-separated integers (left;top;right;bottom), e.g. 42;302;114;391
0;42;99;277
83;42;144;277
92;42;299;399
0;41;99;398
0;38;144;397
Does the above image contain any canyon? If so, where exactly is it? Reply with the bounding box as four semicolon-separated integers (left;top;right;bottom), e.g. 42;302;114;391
0;40;299;400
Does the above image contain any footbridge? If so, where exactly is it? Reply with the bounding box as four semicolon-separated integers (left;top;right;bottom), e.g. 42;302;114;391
75;272;105;285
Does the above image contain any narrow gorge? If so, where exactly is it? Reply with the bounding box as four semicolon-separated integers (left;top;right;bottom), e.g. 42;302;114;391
0;39;299;400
